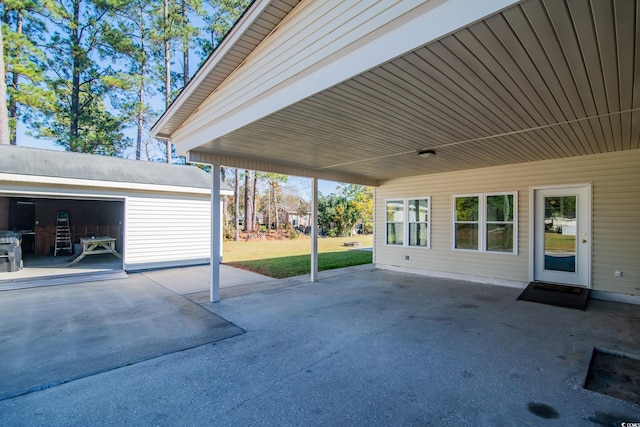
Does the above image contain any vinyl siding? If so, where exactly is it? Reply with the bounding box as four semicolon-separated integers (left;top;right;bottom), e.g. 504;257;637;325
125;195;211;269
173;0;518;152
375;149;640;296
177;1;417;138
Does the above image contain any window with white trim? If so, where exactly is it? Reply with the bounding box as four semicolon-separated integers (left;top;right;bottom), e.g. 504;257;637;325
454;195;479;250
386;200;404;246
408;198;429;247
453;192;517;254
386;198;430;248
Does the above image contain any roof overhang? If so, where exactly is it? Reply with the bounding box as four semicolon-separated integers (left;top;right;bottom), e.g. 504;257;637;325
151;0;301;141
152;0;640;186
0;173;233;196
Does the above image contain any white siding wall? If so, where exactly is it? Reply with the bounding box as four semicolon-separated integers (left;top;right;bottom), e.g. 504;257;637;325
375;150;640;296
125;194;211;269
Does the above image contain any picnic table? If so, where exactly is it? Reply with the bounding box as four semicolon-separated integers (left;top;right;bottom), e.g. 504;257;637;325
68;236;121;267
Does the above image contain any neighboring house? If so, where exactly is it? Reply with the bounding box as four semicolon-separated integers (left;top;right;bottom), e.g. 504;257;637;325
0;145;232;271
279;206;310;229
151;0;640;304
284;209;309;229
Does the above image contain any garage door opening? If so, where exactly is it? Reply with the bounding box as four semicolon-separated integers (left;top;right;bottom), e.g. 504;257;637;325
1;196;125;283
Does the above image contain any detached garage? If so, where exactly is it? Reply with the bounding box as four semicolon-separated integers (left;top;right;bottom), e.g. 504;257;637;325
0;145;232;272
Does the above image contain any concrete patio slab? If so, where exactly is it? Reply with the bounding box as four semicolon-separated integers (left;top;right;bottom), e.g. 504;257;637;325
0;268;638;425
0;254;124;291
141;263;276;295
0;273;244;400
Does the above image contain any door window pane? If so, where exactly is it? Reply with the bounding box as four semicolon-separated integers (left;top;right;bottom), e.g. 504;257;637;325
544;196;576;272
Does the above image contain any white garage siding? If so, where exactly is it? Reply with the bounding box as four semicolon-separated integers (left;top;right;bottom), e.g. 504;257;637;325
125;194;211;270
375;149;640;298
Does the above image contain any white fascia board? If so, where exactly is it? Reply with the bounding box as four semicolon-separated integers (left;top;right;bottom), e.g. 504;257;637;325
0;187;127;200
0;172;224;196
171;0;519;153
150;0;273;138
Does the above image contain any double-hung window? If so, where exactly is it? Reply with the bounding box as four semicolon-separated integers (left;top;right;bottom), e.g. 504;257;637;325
454;196;479;250
386;198;430;248
453;192;517;254
386;200;404;246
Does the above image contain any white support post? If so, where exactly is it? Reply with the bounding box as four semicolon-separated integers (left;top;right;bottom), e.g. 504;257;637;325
311;177;318;282
210;164;221;302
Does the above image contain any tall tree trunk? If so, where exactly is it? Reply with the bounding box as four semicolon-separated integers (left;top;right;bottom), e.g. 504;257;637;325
182;0;189;87
220;167;228;231
136;93;143;159
243;170;252;232
8;10;21;145
136;7;145;160
234;169;240;241
0;22;9;145
252;173;258;231
267;189;271;232
69;0;81;151
273;184;279;232
163;0;172;163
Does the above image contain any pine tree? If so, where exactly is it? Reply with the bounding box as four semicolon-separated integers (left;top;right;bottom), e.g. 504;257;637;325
34;0;129;154
263;173;288;232
0;22;9;144
178;0;204;86
197;0;249;57
2;0;51;145
104;0;155;160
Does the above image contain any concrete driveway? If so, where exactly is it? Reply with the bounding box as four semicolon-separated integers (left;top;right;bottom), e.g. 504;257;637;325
0;266;638;426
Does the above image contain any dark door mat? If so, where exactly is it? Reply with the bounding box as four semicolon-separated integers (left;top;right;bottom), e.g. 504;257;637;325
584;348;640;406
517;281;590;310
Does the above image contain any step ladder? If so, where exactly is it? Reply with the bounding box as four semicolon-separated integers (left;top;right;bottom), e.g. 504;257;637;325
54;210;73;256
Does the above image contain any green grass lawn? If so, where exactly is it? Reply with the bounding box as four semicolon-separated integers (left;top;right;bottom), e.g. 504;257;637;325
223;235;373;278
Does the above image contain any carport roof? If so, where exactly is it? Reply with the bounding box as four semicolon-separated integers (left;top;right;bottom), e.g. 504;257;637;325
0;145;233;193
151;0;640;186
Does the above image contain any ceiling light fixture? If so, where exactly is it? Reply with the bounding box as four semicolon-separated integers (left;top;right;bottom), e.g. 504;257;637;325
417;149;436;158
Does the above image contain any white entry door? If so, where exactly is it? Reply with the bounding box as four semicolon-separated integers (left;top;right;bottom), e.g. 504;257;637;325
533;185;591;287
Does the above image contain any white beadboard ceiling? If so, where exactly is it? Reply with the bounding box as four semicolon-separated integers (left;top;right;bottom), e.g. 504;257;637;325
157;0;640;186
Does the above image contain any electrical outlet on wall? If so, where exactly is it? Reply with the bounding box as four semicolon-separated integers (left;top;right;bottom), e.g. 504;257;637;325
615;270;623;277
405;255;410;261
